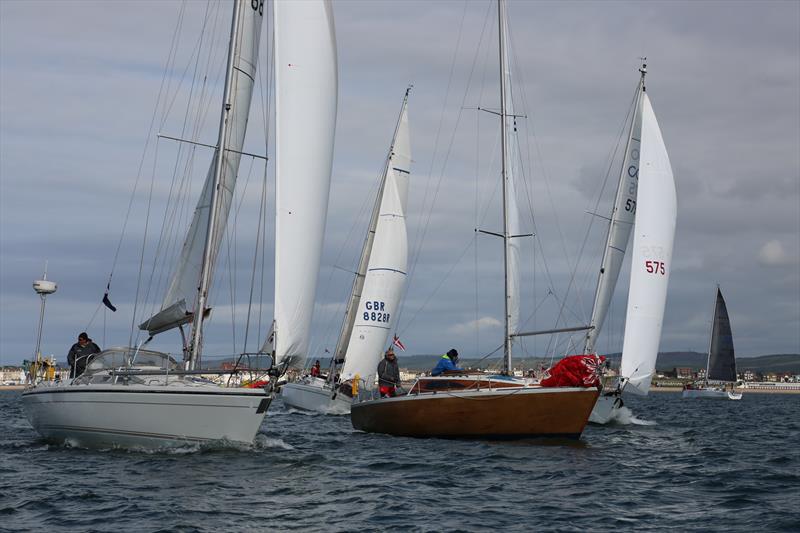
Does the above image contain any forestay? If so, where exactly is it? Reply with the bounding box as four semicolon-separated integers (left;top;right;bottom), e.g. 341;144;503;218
340;98;411;387
140;1;263;336
269;0;338;368
619;92;677;395
707;288;736;382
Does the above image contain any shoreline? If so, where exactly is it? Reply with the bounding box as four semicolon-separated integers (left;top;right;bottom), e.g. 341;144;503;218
649;385;800;394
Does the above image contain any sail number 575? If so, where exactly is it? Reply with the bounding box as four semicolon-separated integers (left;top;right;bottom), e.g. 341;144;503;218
645;260;666;275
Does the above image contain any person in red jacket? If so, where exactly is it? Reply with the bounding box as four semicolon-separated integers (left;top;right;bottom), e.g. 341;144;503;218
310;360;321;378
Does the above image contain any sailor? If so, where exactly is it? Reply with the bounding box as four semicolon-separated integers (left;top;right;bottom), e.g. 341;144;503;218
377;347;400;397
67;332;101;378
310;360;322;378
431;349;462;376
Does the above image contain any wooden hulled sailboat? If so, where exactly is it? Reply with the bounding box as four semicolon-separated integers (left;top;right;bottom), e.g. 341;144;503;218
280;90;411;414
587;65;679;424
682;288;742;400
21;0;338;449
350;0;599;440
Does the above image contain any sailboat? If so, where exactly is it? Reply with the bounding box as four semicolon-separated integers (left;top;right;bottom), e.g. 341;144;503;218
280;90;411;414
350;0;600;440
20;0;338;449
682;288;742;400
586;64;678;424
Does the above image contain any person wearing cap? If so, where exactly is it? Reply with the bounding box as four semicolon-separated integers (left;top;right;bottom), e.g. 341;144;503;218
431;349;463;376
376;347;400;397
67;332;101;378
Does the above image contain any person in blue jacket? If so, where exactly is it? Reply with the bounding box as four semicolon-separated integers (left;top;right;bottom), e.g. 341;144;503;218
431;349;462;376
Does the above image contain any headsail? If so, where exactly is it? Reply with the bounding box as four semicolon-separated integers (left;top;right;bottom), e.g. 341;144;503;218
706;288;736;382
268;0;338;368
340;95;411;388
619;92;677;395
584;71;645;354
140;1;263;337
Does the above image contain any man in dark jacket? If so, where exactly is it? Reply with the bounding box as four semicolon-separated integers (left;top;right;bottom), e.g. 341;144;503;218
377;348;400;397
67;332;101;378
431;348;462;376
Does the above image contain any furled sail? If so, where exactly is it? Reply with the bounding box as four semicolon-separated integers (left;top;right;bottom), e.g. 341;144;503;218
619;92;677;395
140;1;263;336
503;34;521;343
268;0;338;368
584;78;644;354
340;96;411;388
706;288;736;382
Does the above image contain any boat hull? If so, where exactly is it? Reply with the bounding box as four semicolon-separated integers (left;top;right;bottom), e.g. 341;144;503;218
682;387;742;400
351;386;599;439
21;384;271;449
280;379;351;414
588;392;624;424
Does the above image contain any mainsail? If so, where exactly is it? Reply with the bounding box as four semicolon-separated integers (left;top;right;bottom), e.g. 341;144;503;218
340;94;411;387
619;92;677;395
502;14;522;346
269;0;338;368
140;1;263;337
584;72;645;354
706;288;736;382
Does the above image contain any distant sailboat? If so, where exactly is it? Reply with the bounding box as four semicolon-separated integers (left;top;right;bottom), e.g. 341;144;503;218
350;0;600;440
682;288;742;400
280;89;411;414
21;0;338;449
588;64;678;424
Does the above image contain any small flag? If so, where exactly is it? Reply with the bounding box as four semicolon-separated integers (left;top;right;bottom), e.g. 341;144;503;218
324;348;330;353
392;335;406;351
102;282;117;312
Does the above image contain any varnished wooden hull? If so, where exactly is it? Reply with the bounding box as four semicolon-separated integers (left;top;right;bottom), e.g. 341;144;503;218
351;386;600;439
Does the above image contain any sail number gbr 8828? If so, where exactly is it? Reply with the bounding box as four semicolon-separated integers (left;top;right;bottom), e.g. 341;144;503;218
363;301;390;324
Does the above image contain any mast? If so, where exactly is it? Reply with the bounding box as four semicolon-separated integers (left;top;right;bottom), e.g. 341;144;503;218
584;61;647;354
333;88;411;367
189;1;243;370
498;0;512;374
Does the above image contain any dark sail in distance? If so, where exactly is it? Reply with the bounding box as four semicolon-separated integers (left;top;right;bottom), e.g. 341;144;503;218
707;288;736;382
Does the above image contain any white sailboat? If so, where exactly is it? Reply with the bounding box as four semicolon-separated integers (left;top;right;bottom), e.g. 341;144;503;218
21;0;338;449
281;90;411;414
350;0;600;440
589;66;678;424
682;288;742;400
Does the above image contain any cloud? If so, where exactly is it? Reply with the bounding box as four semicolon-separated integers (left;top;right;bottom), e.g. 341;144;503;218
758;239;790;266
448;316;502;335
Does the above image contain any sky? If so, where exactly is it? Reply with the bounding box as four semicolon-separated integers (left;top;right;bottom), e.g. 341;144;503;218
1;0;798;366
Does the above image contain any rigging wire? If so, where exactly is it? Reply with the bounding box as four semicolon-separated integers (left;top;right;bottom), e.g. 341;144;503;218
397;0;493;335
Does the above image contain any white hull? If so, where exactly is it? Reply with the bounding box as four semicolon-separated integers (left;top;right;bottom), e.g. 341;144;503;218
21;382;271;449
682;387;742;400
280;378;351;414
588;393;624;424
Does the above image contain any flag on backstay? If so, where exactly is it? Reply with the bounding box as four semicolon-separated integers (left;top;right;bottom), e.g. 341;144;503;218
393;335;406;351
102;281;117;312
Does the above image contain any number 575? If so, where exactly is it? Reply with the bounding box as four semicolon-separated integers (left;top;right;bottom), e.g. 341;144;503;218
645;260;666;275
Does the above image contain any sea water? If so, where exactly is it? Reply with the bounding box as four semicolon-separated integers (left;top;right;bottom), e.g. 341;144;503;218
1;390;798;532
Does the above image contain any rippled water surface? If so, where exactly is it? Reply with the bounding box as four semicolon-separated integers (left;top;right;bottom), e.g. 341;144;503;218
1;390;798;532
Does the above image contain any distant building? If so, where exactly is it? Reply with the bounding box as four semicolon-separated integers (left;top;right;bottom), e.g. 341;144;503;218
742;369;759;382
675;367;693;379
697;368;706;379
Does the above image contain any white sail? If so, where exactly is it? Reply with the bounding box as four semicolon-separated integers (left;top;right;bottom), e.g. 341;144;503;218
619;92;677;395
270;0;338;368
140;1;263;336
340;101;411;387
584;79;644;354
503;44;521;340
